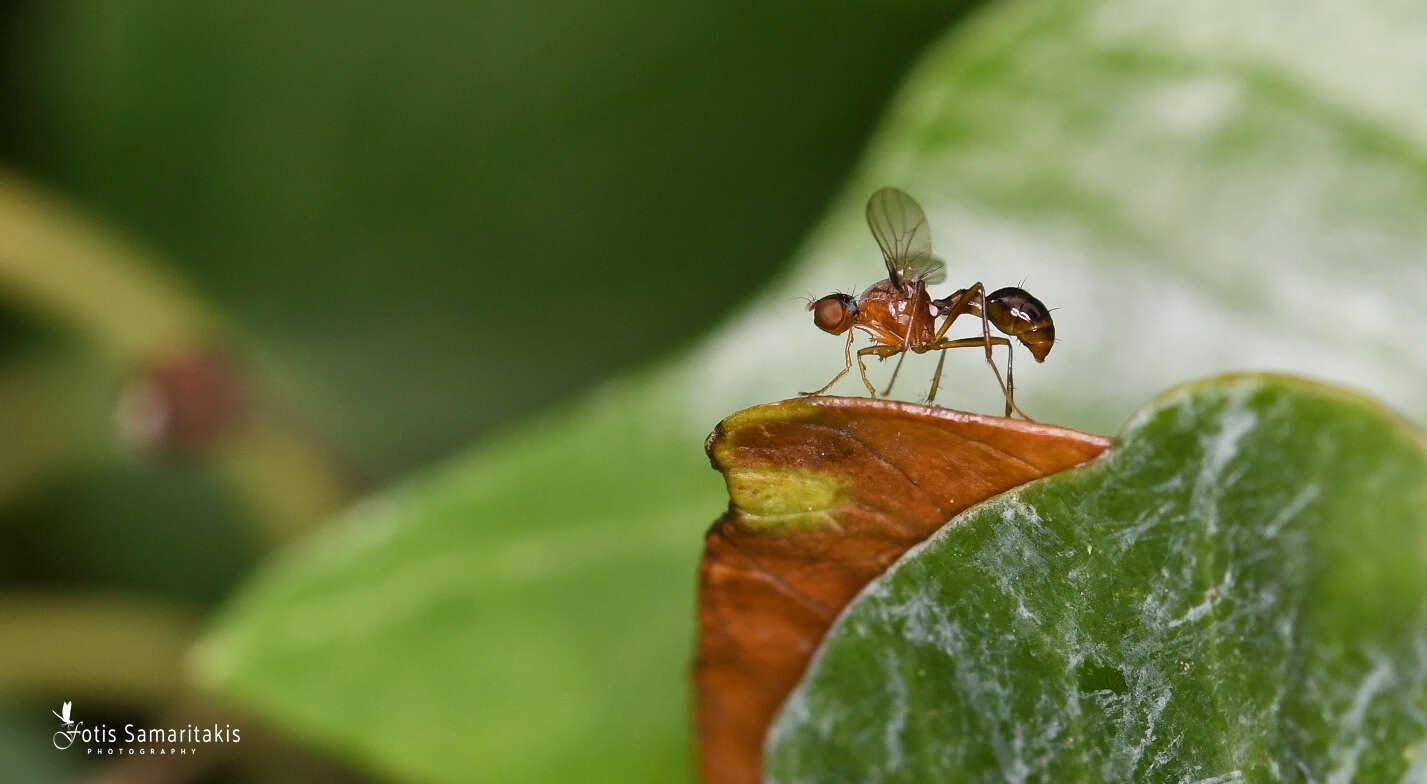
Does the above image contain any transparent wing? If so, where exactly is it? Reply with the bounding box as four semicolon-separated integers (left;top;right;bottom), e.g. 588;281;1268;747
920;256;946;286
865;187;936;286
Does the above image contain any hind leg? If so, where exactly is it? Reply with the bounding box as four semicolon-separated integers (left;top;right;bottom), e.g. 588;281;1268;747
928;337;1033;420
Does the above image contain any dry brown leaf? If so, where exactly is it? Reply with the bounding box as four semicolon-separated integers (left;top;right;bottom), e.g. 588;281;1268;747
695;396;1111;784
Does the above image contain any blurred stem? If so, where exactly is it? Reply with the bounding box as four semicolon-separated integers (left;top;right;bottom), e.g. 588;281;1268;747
0;593;196;708
213;422;352;543
0;170;222;356
0;168;350;542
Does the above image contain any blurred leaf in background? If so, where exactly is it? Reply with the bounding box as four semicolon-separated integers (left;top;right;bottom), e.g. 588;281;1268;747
194;0;1427;782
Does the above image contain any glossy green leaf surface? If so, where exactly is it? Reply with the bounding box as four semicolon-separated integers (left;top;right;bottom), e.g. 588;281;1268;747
768;375;1427;782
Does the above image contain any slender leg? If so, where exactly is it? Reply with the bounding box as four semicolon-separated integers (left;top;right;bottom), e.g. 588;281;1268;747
927;348;949;404
927;337;1034;420
931;336;1010;351
857;345;902;398
930;287;974;341
925;286;981;406
971;286;1014;409
880;317;918;397
932;282;1018;415
1003;340;1016;417
802;330;855;396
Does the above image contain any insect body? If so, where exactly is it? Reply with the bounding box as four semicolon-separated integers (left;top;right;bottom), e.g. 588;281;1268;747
942;286;1055;361
804;187;1055;417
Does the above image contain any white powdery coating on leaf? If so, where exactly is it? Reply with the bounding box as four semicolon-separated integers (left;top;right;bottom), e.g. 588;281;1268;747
876;580;963;653
1199;402;1257;490
1263;484;1320;539
983;502;1056;596
1188;772;1246;784
1167;568;1234;629
1191;388;1259;535
881;649;909;772
1326;655;1397;784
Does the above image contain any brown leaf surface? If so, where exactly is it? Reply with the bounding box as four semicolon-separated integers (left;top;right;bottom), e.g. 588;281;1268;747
695;396;1111;784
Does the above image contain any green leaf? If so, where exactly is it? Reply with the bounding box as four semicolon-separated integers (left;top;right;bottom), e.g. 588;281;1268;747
767;374;1427;781
193;381;728;783
193;0;1427;781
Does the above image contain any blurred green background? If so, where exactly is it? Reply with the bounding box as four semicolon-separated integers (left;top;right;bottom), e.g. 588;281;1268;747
0;0;967;781
1;0;968;476
3;0;1427;781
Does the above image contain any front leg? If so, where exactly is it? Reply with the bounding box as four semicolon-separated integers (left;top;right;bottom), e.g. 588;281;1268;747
801;330;856;396
857;344;903;398
881;313;919;398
